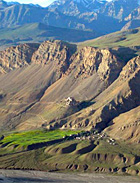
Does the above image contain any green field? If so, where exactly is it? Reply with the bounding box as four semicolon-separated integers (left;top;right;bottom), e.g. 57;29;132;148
0;129;80;147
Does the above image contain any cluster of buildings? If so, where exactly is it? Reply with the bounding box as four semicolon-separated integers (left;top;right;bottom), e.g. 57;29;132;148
64;129;117;146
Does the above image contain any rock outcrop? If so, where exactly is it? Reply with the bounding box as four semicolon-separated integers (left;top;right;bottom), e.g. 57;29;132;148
31;40;76;78
67;47;124;84
0;43;39;73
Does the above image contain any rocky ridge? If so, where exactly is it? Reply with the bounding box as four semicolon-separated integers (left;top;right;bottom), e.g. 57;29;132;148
0;40;122;84
31;40;76;78
67;47;124;84
0;43;39;74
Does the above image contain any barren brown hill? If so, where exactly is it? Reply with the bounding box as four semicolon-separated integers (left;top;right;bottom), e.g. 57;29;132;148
0;39;140;143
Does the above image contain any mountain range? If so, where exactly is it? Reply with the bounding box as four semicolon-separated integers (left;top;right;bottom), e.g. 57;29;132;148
0;0;140;175
0;0;140;37
0;0;140;143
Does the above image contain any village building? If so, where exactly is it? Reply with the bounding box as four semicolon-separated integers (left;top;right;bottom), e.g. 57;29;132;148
65;97;79;106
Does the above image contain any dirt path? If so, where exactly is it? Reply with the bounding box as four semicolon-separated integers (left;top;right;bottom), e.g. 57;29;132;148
0;169;139;183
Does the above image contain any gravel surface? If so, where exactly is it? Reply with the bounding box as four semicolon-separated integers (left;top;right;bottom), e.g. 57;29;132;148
0;170;139;183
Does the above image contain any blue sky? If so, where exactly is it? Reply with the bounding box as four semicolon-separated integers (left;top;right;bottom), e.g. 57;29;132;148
5;0;111;7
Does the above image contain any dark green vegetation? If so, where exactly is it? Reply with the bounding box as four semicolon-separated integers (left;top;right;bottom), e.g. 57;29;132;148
0;129;140;176
0;23;100;50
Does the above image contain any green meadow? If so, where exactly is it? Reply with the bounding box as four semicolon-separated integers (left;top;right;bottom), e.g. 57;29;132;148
0;129;80;147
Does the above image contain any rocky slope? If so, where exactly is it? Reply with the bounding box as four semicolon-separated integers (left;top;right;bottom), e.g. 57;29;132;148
61;55;140;136
104;57;140;143
0;34;140;142
66;47;124;84
0;40;121;130
31;40;76;77
0;37;140;143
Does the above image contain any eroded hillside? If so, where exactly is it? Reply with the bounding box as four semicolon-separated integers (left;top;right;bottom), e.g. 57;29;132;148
0;39;140;144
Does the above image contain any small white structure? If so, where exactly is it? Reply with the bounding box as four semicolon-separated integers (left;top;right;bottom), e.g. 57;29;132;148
65;97;78;106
